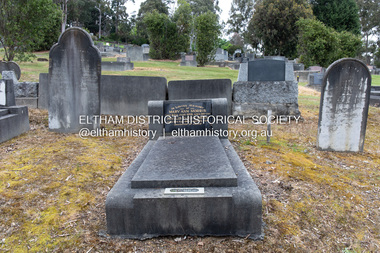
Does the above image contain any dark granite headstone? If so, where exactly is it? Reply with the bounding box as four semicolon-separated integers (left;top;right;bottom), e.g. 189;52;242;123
0;61;21;80
168;79;232;114
164;100;212;133
48;27;101;133
317;58;371;152
248;59;285;81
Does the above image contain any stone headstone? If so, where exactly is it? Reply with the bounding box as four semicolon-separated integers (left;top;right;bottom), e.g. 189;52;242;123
0;61;21;80
149;98;228;140
126;45;146;61
167;79;232;115
101;75;167;115
248;59;285;81
0;80;6;106
185;55;194;61
317;58;371;152
48;27;101;133
164;100;212;133
308;66;323;72
142;44;150;54
1;71;16;107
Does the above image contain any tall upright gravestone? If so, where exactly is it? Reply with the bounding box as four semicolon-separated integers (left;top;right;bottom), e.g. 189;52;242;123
48;28;101;133
317;58;371;152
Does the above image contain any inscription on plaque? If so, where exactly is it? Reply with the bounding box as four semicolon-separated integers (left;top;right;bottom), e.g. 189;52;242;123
0;80;5;106
164;188;205;195
164;101;211;133
185;55;194;61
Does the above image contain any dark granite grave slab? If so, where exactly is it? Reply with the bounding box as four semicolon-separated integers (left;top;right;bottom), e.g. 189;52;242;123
131;136;237;188
106;137;263;239
248;59;285;81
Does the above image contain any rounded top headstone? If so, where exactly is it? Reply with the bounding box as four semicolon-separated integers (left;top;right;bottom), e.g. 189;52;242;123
322;58;371;94
0;61;21;80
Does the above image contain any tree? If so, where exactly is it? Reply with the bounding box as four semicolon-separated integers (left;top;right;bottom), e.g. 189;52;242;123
249;0;313;58
356;0;380;64
172;0;193;53
186;0;220;16
226;0;255;41
144;10;179;59
311;0;361;35
0;0;62;61
194;11;220;66
135;0;171;45
297;18;362;68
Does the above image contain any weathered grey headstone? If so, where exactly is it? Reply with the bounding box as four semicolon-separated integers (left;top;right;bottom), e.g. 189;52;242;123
38;73;49;109
1;72;16;107
48;27;101;133
307;73;324;91
142;44;150;54
0;61;21;80
180;53;197;67
0;80;6;106
317;58;371;152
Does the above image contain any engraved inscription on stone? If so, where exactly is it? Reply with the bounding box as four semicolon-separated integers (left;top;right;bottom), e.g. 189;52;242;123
185;55;194;61
164;101;211;133
164;188;205;195
0;80;5;106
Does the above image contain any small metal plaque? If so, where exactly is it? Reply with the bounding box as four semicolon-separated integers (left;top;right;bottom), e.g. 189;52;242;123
164;187;205;195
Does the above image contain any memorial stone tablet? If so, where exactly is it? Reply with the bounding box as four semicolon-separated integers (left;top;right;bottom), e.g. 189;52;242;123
164;100;212;133
0;80;5;106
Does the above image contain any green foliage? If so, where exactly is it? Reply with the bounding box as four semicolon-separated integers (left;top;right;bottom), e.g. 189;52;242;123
297;18;362;68
194;11;221;66
226;44;244;56
172;0;193;53
0;0;62;62
249;0;313;58
217;39;232;51
135;0;170;46
226;0;254;42
185;0;220;16
311;0;361;35
144;11;180;60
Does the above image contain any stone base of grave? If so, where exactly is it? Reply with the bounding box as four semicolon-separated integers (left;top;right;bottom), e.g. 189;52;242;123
101;62;134;71
0;106;29;143
232;81;301;117
106;136;263;240
180;61;197;67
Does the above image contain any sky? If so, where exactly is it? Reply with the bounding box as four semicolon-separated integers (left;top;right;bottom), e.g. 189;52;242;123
124;0;233;34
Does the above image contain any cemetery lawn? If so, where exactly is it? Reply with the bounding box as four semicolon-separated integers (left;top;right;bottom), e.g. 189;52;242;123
0;60;380;252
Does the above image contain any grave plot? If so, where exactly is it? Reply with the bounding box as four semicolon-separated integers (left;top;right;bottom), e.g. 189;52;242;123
106;98;263;239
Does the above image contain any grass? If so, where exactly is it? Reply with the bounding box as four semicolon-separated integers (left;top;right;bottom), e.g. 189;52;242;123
372;74;380;86
0;58;379;252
